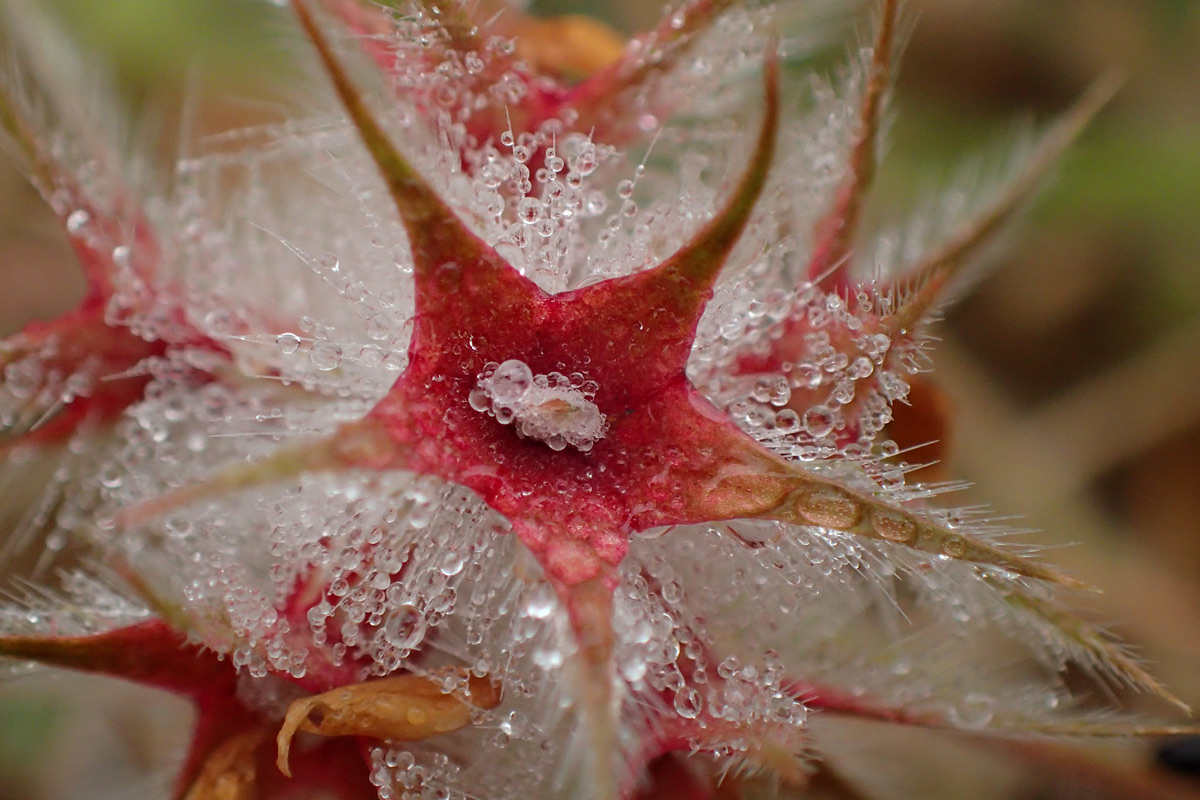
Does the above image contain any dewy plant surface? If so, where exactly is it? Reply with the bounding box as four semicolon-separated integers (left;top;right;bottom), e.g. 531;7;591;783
0;0;1194;798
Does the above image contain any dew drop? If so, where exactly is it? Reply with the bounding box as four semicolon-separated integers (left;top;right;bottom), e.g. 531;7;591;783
487;360;533;404
366;315;391;341
574;144;597;176
437;549;466;577
802;406;836;438
4;361;40;398
468;387;491;412
794;486;862;529
849;356;875;380
584;191;607;215
310;341;343;371
98;463;123;489
524;586;555;619
518;197;542;224
276;333;301;355
673;687;702;719
872;509;918;544
941;534;967;559
66;209;90;233
775;409;801;432
948;693;995;729
533;647;564;669
382;606;426;650
753;375;791;407
620;656;648;683
793;362;821;390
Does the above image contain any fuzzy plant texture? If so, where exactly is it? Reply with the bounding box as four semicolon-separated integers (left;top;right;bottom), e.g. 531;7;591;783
0;0;1194;799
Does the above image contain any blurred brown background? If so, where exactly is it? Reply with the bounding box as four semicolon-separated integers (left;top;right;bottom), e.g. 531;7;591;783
1;0;1198;797
893;0;1200;714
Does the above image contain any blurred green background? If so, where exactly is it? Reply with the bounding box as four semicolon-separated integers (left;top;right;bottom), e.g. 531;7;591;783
1;1;1199;798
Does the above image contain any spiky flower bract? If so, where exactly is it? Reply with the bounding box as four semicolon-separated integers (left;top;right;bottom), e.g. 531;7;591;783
0;1;1193;799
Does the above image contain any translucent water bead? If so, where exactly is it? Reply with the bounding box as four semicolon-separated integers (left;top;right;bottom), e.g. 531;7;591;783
470;360;607;452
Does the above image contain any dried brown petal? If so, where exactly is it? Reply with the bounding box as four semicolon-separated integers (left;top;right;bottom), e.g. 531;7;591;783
276;671;501;777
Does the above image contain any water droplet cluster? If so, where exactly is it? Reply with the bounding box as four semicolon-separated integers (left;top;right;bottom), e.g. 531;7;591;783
0;332;108;436
471;360;607;452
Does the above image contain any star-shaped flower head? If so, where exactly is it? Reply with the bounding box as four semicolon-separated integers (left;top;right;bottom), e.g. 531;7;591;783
1;1;1195;799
